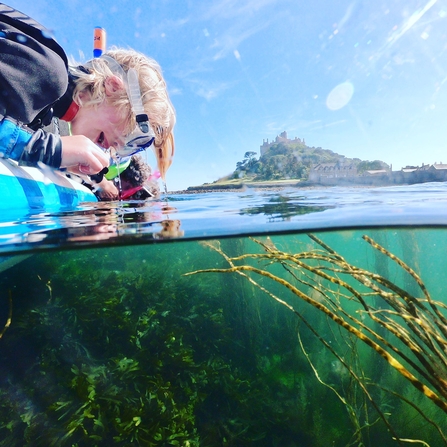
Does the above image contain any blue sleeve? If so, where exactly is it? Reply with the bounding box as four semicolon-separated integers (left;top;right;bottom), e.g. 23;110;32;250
0;116;62;168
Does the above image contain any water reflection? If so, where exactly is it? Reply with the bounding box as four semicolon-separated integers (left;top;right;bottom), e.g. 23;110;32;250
2;185;447;255
0;200;185;252
239;195;332;221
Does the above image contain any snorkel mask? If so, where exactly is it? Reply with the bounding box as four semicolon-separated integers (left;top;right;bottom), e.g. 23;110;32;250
88;55;156;157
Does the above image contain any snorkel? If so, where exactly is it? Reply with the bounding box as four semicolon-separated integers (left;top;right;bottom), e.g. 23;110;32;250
98;55;156;158
86;49;159;195
95;54;158;195
93;27;106;58
98;54;172;194
89;28;168;197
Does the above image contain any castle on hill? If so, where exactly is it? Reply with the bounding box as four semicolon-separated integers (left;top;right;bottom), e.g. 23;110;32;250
260;131;305;156
258;131;447;186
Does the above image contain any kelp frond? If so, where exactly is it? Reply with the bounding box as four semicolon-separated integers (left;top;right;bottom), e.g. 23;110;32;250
0;290;12;339
186;234;447;445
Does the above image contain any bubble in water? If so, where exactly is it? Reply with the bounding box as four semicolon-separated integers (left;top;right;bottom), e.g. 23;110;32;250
326;81;354;111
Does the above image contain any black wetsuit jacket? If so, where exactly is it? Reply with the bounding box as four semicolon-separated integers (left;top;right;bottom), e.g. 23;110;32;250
0;3;75;168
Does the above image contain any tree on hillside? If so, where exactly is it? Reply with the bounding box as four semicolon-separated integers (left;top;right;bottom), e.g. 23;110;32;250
264;143;288;157
227;141;388;183
357;160;388;174
236;151;259;174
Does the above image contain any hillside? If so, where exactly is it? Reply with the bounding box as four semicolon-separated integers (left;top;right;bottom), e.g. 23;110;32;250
212;141;388;185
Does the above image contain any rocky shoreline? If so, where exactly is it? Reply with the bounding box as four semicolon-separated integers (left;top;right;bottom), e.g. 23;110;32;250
168;180;315;194
167;174;447;195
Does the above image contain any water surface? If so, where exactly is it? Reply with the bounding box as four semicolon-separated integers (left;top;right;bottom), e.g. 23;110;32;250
2;182;447;254
0;184;447;446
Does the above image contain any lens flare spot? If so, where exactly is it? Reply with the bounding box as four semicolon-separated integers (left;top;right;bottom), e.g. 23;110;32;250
326;81;354;111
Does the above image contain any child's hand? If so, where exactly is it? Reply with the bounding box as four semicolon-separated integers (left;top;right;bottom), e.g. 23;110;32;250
60;135;110;175
96;178;119;200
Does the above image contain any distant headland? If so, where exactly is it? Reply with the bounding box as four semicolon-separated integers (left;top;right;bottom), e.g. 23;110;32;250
186;131;447;192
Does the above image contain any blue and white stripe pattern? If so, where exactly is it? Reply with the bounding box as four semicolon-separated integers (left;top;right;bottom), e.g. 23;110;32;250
0;158;97;211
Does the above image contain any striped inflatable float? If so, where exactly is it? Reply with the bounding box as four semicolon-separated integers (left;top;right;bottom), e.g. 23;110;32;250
0;158;97;211
0;159;98;272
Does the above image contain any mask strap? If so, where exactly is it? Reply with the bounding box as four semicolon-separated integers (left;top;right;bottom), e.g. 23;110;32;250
97;55;150;133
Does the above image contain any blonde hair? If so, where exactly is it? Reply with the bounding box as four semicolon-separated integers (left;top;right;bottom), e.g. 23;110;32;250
70;47;176;180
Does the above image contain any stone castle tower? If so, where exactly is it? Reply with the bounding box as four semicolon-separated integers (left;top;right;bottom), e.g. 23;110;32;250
260;131;305;156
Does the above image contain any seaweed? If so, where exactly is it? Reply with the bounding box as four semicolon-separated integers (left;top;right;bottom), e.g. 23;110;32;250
1;232;445;446
0;289;12;339
186;234;447;446
0;245;309;446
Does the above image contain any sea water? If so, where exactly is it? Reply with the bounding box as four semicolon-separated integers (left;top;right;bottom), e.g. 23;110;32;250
1;184;447;446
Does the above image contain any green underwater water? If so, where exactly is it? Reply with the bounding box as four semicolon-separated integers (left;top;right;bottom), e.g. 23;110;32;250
0;228;446;446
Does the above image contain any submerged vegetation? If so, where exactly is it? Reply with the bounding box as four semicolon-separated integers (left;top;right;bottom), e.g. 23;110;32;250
0;244;329;446
187;234;447;446
0;247;267;446
0;231;445;446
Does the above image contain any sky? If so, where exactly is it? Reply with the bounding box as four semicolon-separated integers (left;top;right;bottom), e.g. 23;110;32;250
7;0;447;191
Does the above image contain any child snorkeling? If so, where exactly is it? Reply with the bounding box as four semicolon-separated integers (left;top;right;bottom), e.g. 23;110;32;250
0;3;175;180
94;155;160;201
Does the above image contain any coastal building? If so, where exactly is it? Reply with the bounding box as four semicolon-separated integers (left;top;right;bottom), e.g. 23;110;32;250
308;161;358;183
392;162;447;184
258;131;447;186
309;162;447;186
260;131;305;156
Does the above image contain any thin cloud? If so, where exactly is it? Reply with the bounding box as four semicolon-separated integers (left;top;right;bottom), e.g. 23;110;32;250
168;87;183;96
188;79;235;101
144;16;191;39
374;0;438;61
264;119;324;135
196;0;280;60
172;60;215;81
309;120;347;131
337;2;357;31
388;0;438;46
211;21;270;60
200;0;280;20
